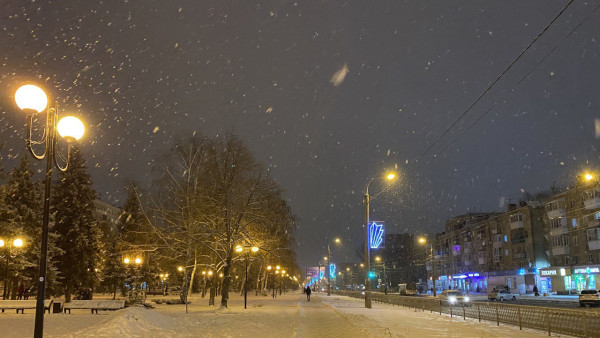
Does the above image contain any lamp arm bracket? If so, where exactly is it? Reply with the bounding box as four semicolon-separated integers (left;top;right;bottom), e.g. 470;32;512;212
26;115;47;160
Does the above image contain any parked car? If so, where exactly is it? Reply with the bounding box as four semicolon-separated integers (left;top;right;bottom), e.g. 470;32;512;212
438;290;471;306
488;289;518;301
398;283;417;296
579;289;600;307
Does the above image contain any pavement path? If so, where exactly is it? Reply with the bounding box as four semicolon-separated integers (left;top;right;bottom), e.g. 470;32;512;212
295;295;373;337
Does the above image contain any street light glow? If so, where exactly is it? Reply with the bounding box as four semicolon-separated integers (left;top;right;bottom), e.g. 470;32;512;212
585;173;594;181
0;239;4;247
57;116;85;140
134;257;142;265
334;238;341;244
13;238;24;248
208;271;213;276
123;258;130;264
276;265;280;270
418;237;427;244
251;246;259;252
15;84;48;113
178;266;184;272
267;265;272;270
235;245;243;252
375;256;381;262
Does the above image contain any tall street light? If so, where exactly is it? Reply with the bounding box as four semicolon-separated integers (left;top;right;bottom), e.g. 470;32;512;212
327;238;341;296
0;238;24;299
364;171;397;308
14;84;85;338
236;245;259;309
418;236;436;297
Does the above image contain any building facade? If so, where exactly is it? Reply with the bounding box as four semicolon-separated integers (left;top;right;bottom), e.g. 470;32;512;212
427;202;549;294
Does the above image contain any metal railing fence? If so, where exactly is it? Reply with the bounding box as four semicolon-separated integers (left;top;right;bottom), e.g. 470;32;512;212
333;291;600;337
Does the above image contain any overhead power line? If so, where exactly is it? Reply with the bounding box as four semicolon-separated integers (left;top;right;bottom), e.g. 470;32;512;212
430;2;600;160
413;0;576;167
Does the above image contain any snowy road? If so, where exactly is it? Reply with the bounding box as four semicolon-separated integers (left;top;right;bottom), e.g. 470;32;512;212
0;293;567;337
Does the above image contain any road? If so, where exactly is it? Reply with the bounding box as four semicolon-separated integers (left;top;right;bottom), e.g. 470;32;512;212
406;292;600;311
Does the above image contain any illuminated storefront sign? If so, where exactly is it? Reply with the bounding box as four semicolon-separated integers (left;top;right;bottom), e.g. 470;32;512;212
574;267;600;274
541;270;557;276
369;222;384;249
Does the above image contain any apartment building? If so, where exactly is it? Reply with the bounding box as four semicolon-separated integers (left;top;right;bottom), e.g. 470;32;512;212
539;180;600;294
428;202;548;294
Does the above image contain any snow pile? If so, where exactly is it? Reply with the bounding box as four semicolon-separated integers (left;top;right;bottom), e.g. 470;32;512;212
69;307;177;337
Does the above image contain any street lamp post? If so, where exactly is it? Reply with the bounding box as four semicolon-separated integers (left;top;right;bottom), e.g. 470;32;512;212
363;171;397;308
14;84;85;338
274;265;280;298
418;236;436;297
327;238;341;296
0;238;24;300
236;245;259;309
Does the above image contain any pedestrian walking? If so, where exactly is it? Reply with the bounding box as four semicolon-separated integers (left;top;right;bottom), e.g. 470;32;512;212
17;284;24;300
305;285;312;301
533;285;539;296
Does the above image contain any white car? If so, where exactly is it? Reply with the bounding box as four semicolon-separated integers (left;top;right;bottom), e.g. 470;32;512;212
488;289;518;301
438;290;471;306
579;289;600;307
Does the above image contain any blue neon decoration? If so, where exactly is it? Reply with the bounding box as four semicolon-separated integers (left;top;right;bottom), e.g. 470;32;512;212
369;222;384;249
319;271;324;279
368;271;376;278
329;263;336;279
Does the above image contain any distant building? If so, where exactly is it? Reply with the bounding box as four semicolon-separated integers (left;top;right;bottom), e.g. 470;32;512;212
378;233;426;289
93;199;123;232
427;205;549;295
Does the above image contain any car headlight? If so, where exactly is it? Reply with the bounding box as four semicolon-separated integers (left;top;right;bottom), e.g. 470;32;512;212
449;297;457;303
464;296;470;302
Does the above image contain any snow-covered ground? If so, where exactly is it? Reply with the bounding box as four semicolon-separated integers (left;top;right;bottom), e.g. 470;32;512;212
0;292;569;337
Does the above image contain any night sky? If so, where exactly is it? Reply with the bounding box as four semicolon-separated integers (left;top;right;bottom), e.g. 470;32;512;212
1;1;599;269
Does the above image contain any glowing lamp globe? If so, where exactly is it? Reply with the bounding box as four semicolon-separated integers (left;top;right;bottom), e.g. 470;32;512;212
15;84;48;113
0;239;4;247
57;116;85;140
13;238;24;247
251;246;259;253
134;257;142;264
123;258;130;264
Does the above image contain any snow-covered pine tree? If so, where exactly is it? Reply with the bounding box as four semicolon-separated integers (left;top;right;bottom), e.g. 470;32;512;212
51;145;101;302
98;219;127;299
3;156;42;298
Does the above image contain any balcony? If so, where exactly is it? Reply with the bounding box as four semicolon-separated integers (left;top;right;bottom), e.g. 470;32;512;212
549;218;568;237
589;240;600;251
551;246;570;256
511;236;526;244
512;252;526;260
510;220;524;230
547;208;566;220
584;196;600;210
